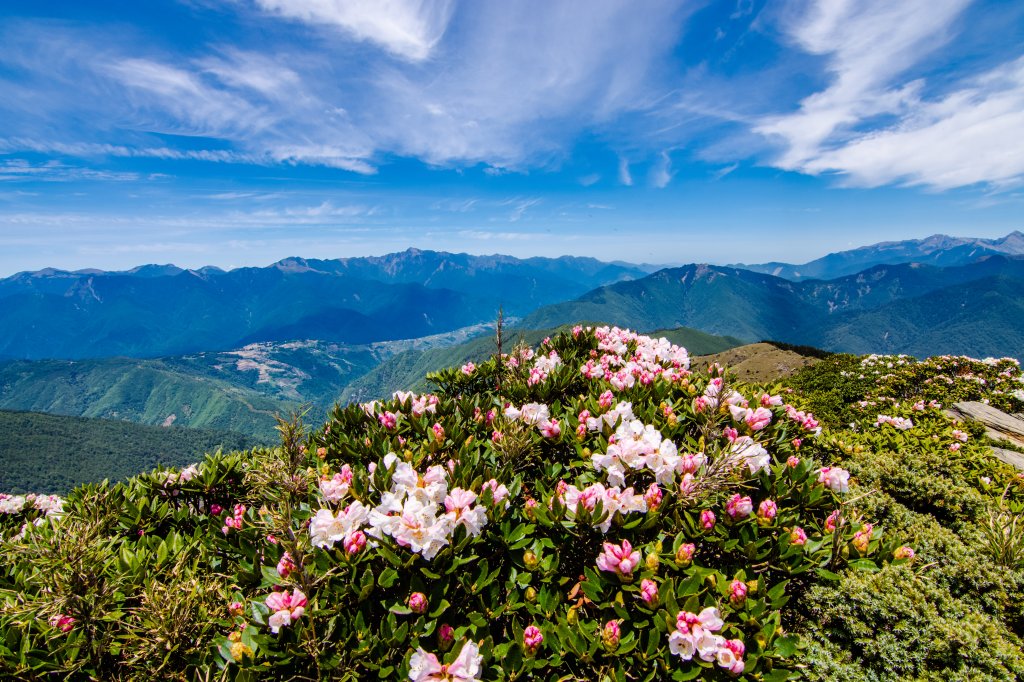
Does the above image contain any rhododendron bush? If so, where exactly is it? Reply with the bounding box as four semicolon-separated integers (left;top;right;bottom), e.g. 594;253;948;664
0;327;951;681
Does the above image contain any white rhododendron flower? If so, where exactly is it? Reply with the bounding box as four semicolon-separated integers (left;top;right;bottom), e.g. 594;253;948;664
409;641;482;682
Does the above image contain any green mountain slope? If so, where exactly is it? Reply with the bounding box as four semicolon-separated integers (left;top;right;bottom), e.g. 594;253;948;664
0;410;261;494
522;258;1024;359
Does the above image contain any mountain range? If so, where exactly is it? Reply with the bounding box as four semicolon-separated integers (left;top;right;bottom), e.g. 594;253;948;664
1;232;1023;444
522;255;1024;358
0;250;653;359
734;230;1024;281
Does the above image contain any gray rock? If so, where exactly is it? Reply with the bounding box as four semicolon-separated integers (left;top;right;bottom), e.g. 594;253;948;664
945;401;1024;470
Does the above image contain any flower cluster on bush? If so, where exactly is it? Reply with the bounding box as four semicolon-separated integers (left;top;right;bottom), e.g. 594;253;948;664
0;326;925;681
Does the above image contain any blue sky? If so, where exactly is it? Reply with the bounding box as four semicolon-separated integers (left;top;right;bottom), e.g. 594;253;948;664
0;0;1022;275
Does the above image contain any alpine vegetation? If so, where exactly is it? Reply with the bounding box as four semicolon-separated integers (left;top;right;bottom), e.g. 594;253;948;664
1;327;1022;680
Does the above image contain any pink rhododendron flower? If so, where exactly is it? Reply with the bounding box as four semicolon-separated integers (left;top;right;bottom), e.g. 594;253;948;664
409;641;482;682
229;601;244;616
949;442;962;452
718;639;746;675
320;466;353;503
461;362;475;375
523;625;543;655
700;509;716;530
792;438;803;449
539;418;561;438
790;527;808;545
825;509;840;533
723;426;739;442
757;499;778;523
432;423;445;442
745;407;773;431
408;592;428;614
210;503;223;516
786;455;800;467
48;614;75;632
818;467;851;493
729;580;748;604
596;539;641;579
640;579;658;605
379;411;398;429
599;390;615;408
266;588;307;633
644;483;663;511
481;479;510;507
726;494;753;519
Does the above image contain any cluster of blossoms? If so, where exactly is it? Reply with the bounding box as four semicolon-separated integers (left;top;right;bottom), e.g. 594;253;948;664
579;326;691;389
592;416;681;486
528;350;562;385
310;453;507;561
596;539;642;579
47;614;75;633
409;641;482;682
503;402;561;439
265;588;307;633
221;504;246;534
553;481;648;533
911;400;942;411
392;391;440;418
157;463;199;491
876;414;914;430
668;607;745;675
0;493;64;518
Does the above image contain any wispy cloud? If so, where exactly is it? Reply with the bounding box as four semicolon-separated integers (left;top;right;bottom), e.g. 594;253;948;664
752;0;1024;190
618;157;634;186
252;0;456;61
650;151;674;188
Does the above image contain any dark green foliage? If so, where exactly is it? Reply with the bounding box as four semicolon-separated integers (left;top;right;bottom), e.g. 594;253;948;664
0;410;263;493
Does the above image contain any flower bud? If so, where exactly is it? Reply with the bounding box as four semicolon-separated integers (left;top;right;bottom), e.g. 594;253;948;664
700;509;716;530
566;607;578;625
602;620;621;649
230;642;254;662
675;542;696;566
757;499;778;525
640;579;658;605
523;625;544;655
525;587;537;602
894;545;915;560
789;526;807;546
523;551;540;570
645;551;660;572
228;601;245;617
729;579;748;605
438;623;455;650
408;592;428;614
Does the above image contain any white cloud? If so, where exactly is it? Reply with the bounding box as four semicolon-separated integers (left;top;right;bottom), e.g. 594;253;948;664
752;0;1024;190
799;57;1024;189
650;151;674;188
252;0;455;61
618;157;634;186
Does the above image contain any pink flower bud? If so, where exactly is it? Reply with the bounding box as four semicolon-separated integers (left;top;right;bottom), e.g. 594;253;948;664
210;503;223;516
343;530;366;555
825;509;840;533
675;542;695;566
491;430;503;443
523;625;544;655
789;526;807;546
408;592;428;614
729;579;748;604
602;620;621;649
757;499;778;523
644;483;663;511
640;579;658;605
700;509;716;530
725;494;753;519
786;455;800;467
276;551;296;579
791;439;803;450
432;423;445;442
894;545;915;560
438;623;455;649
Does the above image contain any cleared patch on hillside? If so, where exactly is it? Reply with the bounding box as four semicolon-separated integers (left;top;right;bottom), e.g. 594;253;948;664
694;342;821;382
